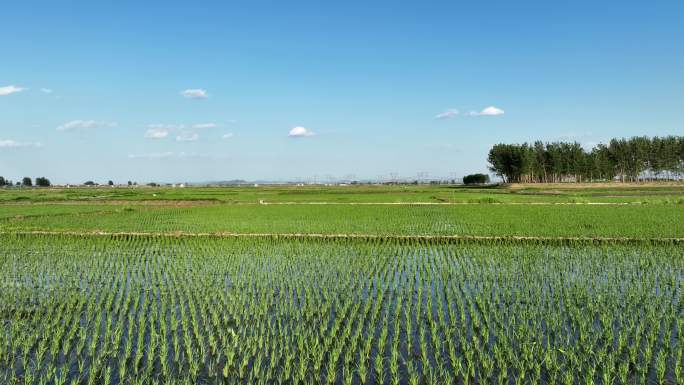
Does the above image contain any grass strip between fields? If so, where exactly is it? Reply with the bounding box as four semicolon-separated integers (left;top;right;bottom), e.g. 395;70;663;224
2;230;682;245
257;201;644;205
0;200;661;206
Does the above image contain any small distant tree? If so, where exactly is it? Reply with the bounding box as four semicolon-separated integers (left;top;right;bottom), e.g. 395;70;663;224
0;176;6;186
35;177;51;187
463;173;490;185
22;177;32;187
108;180;114;186
127;181;132;186
84;181;96;186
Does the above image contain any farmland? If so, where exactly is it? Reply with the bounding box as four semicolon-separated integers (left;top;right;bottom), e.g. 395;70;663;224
2;183;684;204
1;184;684;384
2;204;684;240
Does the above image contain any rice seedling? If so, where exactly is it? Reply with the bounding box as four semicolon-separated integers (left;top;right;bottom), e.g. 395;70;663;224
3;202;684;240
0;233;682;384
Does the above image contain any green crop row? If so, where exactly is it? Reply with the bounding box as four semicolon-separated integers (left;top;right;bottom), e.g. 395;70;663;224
1;234;683;384
2;204;683;239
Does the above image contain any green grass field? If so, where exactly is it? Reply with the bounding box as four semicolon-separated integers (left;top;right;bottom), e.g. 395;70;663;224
1;184;683;385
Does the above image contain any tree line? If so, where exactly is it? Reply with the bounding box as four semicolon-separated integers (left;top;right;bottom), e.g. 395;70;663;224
0;178;146;187
487;136;684;183
0;176;51;187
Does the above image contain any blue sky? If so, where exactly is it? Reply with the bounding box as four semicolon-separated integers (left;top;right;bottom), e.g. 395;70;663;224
1;0;683;183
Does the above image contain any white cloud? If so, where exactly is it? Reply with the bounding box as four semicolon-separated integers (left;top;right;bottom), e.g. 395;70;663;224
177;152;225;159
0;85;26;96
558;132;594;141
470;106;505;116
434;109;459;119
176;132;199;142
180;89;208;99
192;122;218;129
40;88;53;94
0;139;42;148
128;152;174;159
144;128;169;139
581;141;599;151
556;132;600;151
426;143;461;152
222;133;234;139
479;106;505;116
128;151;227;160
148;123;185;130
56;120;117;131
288;126;315;137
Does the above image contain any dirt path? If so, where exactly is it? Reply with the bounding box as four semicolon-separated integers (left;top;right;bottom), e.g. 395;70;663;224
2;230;681;244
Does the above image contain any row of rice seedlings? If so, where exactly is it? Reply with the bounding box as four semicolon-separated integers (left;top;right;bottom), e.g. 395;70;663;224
0;234;683;384
3;203;684;240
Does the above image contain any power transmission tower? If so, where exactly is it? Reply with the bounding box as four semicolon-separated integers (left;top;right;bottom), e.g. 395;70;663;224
417;172;429;183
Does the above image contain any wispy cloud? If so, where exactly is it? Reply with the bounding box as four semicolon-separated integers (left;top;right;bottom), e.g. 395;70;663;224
0;85;26;96
176;132;199;142
40;88;53;94
192;122;218;129
558;132;590;141
56;120;118;131
581;141;599;151
128;151;227;160
0;139;42;148
288;126;315;137
144;128;169;139
148;123;185;130
469;106;505;116
556;132;600;151
222;133;234;139
180;89;208;99
434;109;459;119
435;106;504;119
176;152;228;160
128;152;174;159
425;143;461;152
